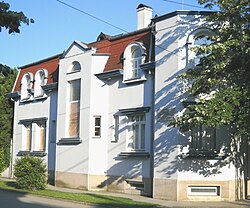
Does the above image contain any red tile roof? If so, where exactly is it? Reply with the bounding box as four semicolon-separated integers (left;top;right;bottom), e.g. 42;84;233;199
88;28;152;72
13;54;61;92
13;28;152;92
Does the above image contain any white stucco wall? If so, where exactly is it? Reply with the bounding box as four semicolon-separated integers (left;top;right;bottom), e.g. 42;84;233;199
154;12;236;183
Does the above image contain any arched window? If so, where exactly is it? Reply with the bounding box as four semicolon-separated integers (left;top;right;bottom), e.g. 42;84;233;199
187;27;214;66
123;42;146;81
21;72;33;100
70;61;81;72
34;69;48;97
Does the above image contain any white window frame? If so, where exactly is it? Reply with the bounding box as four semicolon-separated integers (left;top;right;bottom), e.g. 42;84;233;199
69;61;81;73
22;123;32;151
186;27;214;67
21;72;33;100
67;79;81;138
127;114;146;151
33;122;46;151
93;116;101;137
34;69;48;98
188;186;220;196
123;42;146;82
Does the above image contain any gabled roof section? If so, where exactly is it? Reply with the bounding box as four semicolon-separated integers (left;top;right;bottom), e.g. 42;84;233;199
13;53;62;92
88;27;152;72
62;40;91;58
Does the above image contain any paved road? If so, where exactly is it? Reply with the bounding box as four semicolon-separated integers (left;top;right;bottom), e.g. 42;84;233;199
0;189;99;208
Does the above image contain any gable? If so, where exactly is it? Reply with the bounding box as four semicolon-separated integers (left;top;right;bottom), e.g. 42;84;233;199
63;41;91;58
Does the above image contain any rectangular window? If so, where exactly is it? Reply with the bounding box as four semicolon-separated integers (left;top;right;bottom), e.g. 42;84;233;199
131;57;141;78
94;116;101;137
25;124;32;151
128;114;145;150
38;123;46;151
191;125;216;151
113;115;119;142
68;79;81;137
188;186;220;196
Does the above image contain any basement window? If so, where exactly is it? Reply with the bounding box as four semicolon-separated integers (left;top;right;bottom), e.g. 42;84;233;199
188;186;220;196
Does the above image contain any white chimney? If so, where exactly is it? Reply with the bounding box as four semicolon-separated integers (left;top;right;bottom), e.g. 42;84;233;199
137;4;153;30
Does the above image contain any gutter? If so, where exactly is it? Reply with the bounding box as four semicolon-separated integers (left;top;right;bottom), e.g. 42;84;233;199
149;26;156;197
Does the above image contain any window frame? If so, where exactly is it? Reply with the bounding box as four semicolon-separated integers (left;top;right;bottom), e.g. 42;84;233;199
34;69;48;98
186;27;215;67
93;116;101;137
127;114;146;151
67;79;81;138
190;124;216;152
123;42;146;83
20;72;33;101
69;61;81;73
19;117;47;155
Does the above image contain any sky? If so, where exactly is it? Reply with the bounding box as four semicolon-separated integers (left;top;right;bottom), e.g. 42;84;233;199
0;0;210;68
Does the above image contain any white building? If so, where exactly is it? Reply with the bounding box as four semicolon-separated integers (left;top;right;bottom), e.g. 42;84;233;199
5;4;249;201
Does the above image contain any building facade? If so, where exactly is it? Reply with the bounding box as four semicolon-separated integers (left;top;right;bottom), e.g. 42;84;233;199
4;4;249;201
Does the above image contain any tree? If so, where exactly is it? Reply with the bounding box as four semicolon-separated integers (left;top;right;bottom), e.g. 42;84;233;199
0;1;32;173
0;1;33;34
0;65;17;173
172;0;250;138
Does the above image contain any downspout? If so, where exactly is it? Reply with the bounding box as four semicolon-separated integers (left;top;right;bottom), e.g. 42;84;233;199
149;25;155;197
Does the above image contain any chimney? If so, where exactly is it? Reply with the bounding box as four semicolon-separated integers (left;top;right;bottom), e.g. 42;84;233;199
137;4;153;30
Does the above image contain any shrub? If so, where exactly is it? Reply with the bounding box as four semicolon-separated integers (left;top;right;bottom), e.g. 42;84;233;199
14;155;47;190
0;147;10;173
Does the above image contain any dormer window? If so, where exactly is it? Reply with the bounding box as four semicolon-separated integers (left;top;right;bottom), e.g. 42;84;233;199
123;42;146;82
21;72;33;100
71;61;81;72
34;69;48;98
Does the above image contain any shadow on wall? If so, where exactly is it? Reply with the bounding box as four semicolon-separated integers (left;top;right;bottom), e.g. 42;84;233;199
153;15;250;199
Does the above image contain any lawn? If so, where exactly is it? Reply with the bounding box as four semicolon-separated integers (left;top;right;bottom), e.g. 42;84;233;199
0;179;158;208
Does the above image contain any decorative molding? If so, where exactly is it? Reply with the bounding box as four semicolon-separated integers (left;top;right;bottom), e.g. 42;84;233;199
19;117;47;125
58;137;82;145
42;82;58;92
95;70;123;80
17;150;47;157
119;107;150;115
118;151;150;158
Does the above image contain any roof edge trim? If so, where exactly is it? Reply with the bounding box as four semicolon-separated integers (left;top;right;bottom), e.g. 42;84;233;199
18;53;63;69
152;10;215;23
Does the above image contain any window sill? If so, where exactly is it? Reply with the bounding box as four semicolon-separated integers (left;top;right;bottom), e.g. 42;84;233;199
180;150;228;159
123;77;146;84
17;151;47;157
66;70;80;75
34;96;47;101
58;137;82;145
20;99;33;104
118;151;150;159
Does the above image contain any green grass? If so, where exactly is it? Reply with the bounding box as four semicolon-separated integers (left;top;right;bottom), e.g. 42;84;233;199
0;179;158;208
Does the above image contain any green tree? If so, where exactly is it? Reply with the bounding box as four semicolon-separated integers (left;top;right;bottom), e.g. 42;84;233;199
173;0;250;138
0;1;33;34
0;1;32;173
0;65;17;173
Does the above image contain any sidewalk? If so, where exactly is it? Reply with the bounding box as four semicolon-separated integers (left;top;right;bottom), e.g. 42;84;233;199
48;184;250;208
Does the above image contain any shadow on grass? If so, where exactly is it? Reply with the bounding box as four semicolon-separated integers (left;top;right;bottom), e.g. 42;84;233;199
5;181;20;189
84;193;159;208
